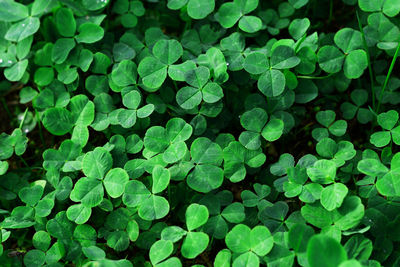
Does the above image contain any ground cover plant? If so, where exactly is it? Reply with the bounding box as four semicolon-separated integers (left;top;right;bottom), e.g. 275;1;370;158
1;0;400;266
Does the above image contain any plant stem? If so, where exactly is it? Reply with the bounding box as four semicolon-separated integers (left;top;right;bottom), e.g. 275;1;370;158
356;10;376;111
376;41;400;113
297;73;334;80
1;97;12;119
35;109;45;144
19;108;28;129
328;0;333;23
19;156;29;168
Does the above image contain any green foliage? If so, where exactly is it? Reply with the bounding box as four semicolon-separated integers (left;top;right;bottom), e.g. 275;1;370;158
1;0;400;266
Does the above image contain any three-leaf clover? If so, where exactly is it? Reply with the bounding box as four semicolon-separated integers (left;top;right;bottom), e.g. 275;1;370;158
123;165;170;221
138;39;183;89
225;224;274;267
216;0;262;33
239;107;284;150
176;66;224;110
370;110;400;147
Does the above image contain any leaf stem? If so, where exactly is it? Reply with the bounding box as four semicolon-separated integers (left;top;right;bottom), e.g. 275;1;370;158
328;0;333;23
19;156;29;168
1;97;12;119
19;108;29;129
356;10;375;111
297;73;334;80
35;109;45;144
376;41;400;113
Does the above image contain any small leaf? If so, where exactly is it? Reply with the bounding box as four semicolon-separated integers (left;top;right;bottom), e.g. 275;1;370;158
181;232;209;259
150;240;174;265
152;165;171;194
76;23;104;44
320;183;349;211
104;168;129;198
186;204;209;231
307;234;347;267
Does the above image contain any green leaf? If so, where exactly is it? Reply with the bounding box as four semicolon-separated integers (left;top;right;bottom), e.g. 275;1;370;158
5;17;40;42
45;241;65;264
42;107;74;136
166;117;193;143
214;249;232;267
358;0;383;12
383;0;400;17
55;8;76;37
185;66;210;88
186;203;209;231
307;159;337;184
152;165;170;194
139;195;170;220
76;23;104;44
187;165;224;193
289;18;310;40
82;147;113;179
150;240;174;265
82;0;110;11
4;59;28;81
307;235;347;267
191;137;223;165
0;0;28;22
153;39;183;65
244;52;269;75
202;82;223;103
261;119;284;142
357;158;388;176
217;2;242;28
123;180;151;207
240;107;268;132
258;69;286;97
52;38;76;64
24;249;46;267
138;56;168;89
225;224;251;253
317;46;345;73
176;86;202;109
70;177;104;207
167;0;188;10
66;203;91;224
18;185;43;206
32;231;51;251
104;168;129;198
370;131;391;147
31;0;50;16
112;60;137;87
0;160;8;175
233;251;259;267
106;231;129;252
221;202;245;223
321;183;349;211
329;120;347;136
288;223;314;253
271;46;301;69
250;225;274;256
187;0;215;19
238;15;262;33
344;49;368;79
378;110;399;130
163;142;187;163
334;28;362;53
316;110;336;128
376;171;400;196
34;67;54;86
181;231;209;259
82;246;106;260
